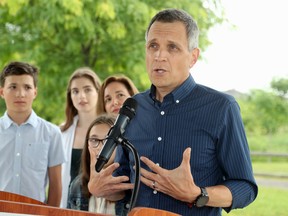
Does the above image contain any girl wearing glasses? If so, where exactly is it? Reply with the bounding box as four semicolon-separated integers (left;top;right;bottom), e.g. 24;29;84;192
68;114;127;215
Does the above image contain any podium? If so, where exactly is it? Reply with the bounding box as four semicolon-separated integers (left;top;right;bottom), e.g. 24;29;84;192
0;191;180;216
128;207;180;216
0;191;109;216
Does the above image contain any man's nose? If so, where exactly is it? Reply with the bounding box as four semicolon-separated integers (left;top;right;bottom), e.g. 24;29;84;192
154;49;167;61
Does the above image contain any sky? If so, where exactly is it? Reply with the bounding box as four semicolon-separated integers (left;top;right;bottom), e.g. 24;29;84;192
193;0;288;93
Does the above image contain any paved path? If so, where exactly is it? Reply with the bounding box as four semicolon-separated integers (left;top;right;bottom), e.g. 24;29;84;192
256;177;288;189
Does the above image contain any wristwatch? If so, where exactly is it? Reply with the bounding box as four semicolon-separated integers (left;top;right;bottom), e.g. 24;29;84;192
194;187;209;207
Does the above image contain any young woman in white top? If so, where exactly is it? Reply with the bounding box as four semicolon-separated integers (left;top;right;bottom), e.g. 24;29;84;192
60;67;101;208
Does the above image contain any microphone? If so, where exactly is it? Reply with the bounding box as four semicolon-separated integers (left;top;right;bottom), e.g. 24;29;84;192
95;98;138;172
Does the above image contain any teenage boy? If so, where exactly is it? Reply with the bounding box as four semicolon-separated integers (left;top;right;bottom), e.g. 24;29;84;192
0;61;66;207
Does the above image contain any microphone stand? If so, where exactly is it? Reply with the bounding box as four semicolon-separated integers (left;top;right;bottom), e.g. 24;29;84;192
120;137;140;212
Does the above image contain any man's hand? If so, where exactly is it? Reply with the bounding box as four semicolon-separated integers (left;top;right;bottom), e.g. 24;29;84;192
140;147;200;203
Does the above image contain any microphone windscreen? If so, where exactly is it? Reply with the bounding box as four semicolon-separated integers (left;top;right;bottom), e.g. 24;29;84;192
119;98;137;119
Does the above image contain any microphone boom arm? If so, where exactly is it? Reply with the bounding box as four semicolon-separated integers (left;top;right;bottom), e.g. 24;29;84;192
121;137;140;212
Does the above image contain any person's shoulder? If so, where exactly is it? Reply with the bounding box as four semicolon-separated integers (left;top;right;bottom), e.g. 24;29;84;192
0;112;9;124
196;84;236;103
132;89;150;100
0;116;4;130
131;90;152;108
134;89;149;96
69;174;83;194
60;116;78;134
35;115;62;133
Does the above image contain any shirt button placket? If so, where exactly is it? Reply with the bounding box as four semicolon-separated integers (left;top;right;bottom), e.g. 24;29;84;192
154;111;165;195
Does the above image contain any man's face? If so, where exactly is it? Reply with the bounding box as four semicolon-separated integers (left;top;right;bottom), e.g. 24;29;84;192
0;74;37;116
145;21;199;98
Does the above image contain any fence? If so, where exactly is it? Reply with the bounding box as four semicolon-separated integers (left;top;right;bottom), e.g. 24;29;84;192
251;151;288;179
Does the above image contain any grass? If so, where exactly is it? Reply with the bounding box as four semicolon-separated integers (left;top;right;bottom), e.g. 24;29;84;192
222;131;288;215
247;130;288;153
252;162;288;175
222;186;288;216
223;162;288;215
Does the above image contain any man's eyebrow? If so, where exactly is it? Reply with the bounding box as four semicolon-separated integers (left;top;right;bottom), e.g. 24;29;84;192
147;38;157;43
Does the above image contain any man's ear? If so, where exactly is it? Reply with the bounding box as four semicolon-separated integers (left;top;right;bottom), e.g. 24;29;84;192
189;48;200;68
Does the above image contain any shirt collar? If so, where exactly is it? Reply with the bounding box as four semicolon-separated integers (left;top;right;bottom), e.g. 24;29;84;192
149;74;196;103
73;115;79;125
3;110;38;129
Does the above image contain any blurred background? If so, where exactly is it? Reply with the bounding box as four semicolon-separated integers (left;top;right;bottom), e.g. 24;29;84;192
0;1;287;215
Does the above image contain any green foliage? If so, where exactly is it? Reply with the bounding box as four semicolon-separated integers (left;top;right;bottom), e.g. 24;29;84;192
236;77;288;136
0;0;224;124
271;77;288;97
247;130;288;153
238;89;288;134
226;138;288;215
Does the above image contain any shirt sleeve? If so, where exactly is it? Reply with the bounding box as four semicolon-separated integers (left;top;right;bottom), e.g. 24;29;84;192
48;124;67;167
217;100;258;212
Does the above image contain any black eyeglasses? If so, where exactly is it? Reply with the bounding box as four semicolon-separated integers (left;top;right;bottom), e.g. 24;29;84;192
87;137;107;148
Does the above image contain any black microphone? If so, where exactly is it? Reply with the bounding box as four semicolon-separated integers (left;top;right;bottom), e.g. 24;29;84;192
95;98;138;172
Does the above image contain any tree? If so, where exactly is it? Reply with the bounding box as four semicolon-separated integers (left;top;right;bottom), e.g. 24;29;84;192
239;89;288;134
271;77;288;98
0;0;225;124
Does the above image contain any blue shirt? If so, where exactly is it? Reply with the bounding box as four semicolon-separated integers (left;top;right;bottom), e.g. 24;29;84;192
115;75;258;216
0;110;66;203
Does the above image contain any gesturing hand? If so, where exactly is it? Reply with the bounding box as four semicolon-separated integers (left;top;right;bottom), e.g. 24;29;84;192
88;146;134;201
140;147;200;203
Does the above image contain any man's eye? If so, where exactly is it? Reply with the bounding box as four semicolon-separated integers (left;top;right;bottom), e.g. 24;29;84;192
169;44;178;50
148;43;158;49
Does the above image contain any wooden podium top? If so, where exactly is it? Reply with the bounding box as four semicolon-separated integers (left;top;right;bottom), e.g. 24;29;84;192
0;191;180;216
0;191;108;216
128;207;180;216
0;191;44;205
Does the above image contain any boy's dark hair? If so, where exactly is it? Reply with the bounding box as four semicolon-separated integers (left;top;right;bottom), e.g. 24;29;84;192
0;61;39;87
